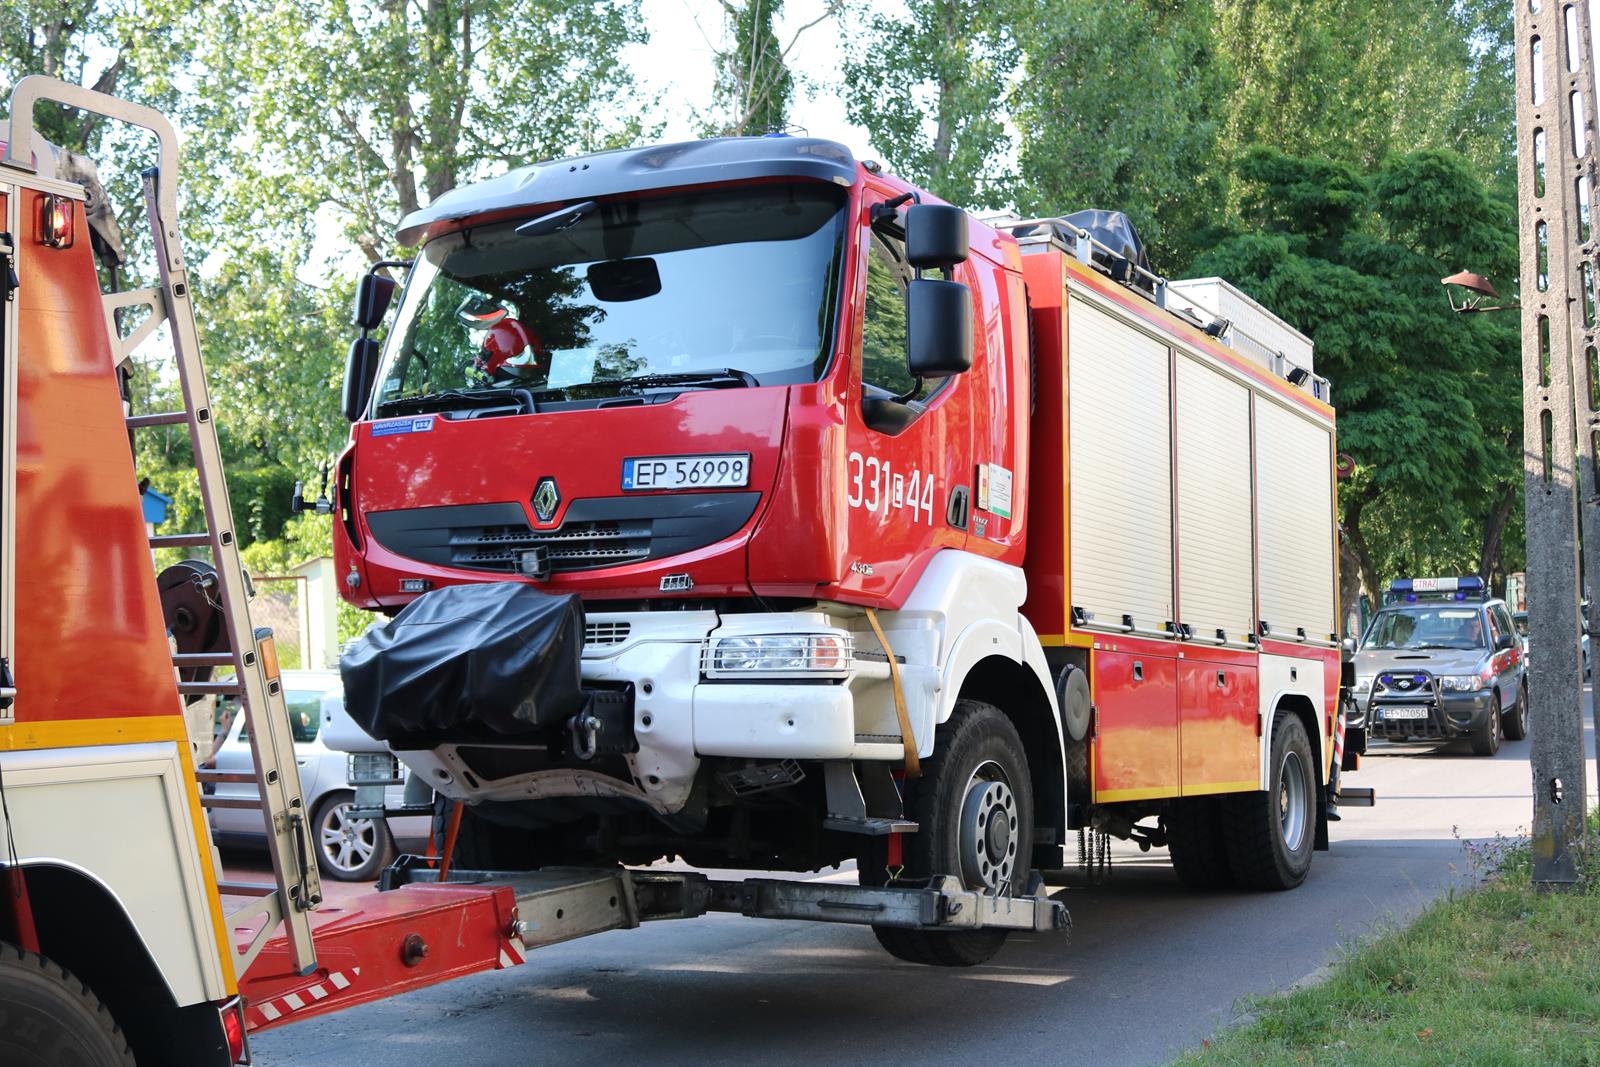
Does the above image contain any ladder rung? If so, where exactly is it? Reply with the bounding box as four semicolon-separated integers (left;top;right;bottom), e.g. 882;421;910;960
126;410;189;429
196;769;256;784
217;881;276;897
200;795;263;811
150;532;211;549
178;680;241;696
172;652;236;668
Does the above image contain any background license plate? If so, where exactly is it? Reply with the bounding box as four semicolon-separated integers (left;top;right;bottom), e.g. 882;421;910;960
1380;707;1428;720
623;454;750;490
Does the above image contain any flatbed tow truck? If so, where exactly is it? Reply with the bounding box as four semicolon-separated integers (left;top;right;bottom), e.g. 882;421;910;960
0;78;1065;1066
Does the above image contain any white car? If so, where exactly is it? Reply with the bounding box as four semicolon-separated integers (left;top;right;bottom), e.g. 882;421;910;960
206;669;430;881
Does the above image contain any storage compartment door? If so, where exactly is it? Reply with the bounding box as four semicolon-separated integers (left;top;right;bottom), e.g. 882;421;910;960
1254;397;1336;642
1067;296;1173;632
1179;659;1259;794
1092;650;1179;799
1174;356;1254;644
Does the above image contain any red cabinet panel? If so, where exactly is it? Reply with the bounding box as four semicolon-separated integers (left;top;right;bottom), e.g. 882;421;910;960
1092;650;1179;799
1178;659;1259;794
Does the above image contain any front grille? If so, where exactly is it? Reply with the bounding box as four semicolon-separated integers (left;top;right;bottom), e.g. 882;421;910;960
451;520;651;571
367;493;761;576
585;621;632;646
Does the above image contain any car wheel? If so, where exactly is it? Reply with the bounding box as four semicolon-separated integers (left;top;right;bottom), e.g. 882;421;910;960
861;699;1032;967
1219;713;1316;890
314;791;392;882
1470;691;1503;756
1502;683;1529;742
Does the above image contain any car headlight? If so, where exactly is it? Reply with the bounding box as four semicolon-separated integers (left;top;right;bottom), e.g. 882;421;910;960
1354;675;1374;693
703;633;853;678
1438;675;1485;692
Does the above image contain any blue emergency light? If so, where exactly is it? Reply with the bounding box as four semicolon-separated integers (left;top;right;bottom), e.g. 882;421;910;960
1384;576;1487;604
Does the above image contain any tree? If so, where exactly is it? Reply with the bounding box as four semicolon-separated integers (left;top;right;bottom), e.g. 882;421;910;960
839;0;1014;208
1187;147;1520;617
710;0;791;135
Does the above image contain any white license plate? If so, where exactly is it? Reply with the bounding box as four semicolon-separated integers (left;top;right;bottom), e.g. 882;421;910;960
622;453;750;491
1380;706;1429;720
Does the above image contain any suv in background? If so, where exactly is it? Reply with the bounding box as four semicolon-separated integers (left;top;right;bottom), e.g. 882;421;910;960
1354;577;1527;756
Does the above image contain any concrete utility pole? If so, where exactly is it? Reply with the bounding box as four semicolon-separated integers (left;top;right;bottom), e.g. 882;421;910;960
1515;0;1597;884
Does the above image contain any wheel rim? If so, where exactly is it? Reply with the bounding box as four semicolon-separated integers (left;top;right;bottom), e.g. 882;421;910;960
320;800;378;874
957;760;1019;891
1278;750;1309;853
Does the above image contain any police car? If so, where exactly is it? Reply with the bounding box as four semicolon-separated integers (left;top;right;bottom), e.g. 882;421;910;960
1353;577;1527;756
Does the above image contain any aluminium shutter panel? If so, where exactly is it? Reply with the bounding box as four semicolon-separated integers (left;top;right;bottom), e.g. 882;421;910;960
1174;355;1254;643
1067;295;1173;630
1253;395;1336;641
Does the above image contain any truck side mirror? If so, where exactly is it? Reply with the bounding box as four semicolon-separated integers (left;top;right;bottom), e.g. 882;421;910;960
352;271;398;331
905;204;969;270
906;278;972;377
342;336;381;422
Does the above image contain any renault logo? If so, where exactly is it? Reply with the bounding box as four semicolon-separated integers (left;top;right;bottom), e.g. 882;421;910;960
532;477;560;523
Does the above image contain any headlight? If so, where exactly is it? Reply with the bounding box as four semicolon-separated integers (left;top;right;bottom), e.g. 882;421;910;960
703;633;853;677
1354;675;1374;693
1438;675;1485;692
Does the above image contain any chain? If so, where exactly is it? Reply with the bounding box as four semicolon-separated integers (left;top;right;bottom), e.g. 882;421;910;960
1077;827;1112;883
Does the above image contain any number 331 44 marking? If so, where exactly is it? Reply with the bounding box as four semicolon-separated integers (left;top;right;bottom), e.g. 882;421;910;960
847;451;936;524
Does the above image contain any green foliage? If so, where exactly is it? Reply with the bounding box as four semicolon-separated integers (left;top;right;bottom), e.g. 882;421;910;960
1188;147;1521;594
713;0;794;136
840;0;1014;208
1011;0;1225;265
1177;814;1600;1066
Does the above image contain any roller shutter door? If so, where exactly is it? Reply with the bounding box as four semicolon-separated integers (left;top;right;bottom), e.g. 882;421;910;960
1175;355;1254;644
1254;396;1336;642
1067;296;1172;631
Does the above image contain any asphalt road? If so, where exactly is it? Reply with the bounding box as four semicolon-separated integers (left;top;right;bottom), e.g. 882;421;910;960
245;696;1597;1067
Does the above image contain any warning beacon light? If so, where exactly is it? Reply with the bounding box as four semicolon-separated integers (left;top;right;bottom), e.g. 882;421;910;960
1384;576;1487;604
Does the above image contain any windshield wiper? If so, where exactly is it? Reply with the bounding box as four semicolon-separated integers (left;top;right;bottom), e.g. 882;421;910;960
581;368;758;393
375;387;535;417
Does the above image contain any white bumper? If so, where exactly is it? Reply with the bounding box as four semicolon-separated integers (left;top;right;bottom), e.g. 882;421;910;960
398;609;902;816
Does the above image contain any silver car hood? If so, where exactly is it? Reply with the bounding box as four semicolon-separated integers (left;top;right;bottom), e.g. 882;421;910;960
1355;647;1487;676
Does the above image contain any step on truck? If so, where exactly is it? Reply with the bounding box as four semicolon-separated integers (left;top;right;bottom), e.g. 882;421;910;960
0;77;1072;1067
330;97;1368;958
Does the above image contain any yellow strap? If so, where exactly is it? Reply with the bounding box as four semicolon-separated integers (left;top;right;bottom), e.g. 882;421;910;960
864;607;920;779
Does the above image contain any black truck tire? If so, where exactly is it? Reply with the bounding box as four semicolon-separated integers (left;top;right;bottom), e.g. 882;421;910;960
864;699;1033;967
432;796;538;871
0;941;135;1067
1220;713;1316;890
1165;796;1234;889
1470;692;1503;756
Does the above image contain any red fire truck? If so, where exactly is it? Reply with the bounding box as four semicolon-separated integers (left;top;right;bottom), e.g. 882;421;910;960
329;99;1364;965
0;78;1076;1066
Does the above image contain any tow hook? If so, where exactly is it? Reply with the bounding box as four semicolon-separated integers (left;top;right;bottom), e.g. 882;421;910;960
569;711;602;761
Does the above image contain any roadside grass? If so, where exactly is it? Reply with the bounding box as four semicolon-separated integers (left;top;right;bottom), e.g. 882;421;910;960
1177;813;1600;1067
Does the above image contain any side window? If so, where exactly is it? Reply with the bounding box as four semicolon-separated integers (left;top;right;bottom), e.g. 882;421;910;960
1492;605;1515;646
286;691;323;743
860;229;915;397
1485;609;1504;647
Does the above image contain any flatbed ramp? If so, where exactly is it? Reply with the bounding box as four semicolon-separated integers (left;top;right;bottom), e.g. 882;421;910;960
237;864;1069;1032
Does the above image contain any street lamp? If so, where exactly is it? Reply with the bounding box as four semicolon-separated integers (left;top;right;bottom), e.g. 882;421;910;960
1441;271;1518;314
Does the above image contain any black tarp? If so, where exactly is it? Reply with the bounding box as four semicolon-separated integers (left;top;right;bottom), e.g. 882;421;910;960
340;582;587;744
1013;208;1154;291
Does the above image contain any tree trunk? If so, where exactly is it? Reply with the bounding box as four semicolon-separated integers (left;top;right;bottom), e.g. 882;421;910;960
1477;481;1516;584
1341;487;1382;630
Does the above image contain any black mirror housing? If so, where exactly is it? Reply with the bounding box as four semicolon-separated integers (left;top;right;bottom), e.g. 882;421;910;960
1495;632;1516;651
342;336;382;422
907;278;973;378
352;272;399;331
905;203;969;271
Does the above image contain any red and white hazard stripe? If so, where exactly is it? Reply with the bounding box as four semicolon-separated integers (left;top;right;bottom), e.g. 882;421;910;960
247;967;362;1028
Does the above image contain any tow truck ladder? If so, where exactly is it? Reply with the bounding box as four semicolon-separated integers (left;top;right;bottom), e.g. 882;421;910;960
2;76;321;974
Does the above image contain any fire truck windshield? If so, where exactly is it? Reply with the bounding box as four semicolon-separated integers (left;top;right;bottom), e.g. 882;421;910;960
371;182;849;413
